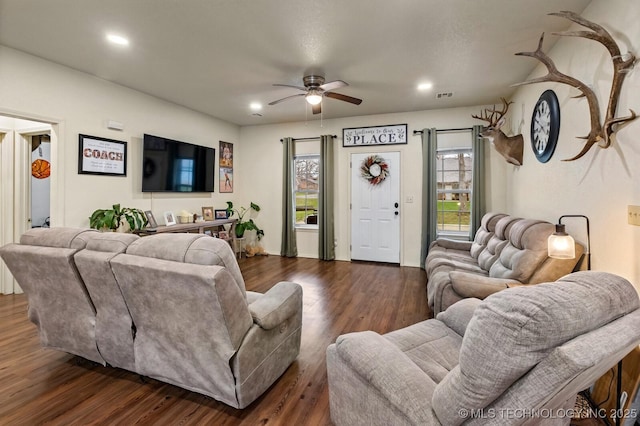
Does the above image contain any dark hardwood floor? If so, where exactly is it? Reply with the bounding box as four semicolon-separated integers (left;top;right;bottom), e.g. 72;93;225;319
0;256;429;425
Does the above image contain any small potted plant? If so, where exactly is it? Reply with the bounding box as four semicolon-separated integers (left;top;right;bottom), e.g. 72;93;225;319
226;201;264;239
89;204;148;232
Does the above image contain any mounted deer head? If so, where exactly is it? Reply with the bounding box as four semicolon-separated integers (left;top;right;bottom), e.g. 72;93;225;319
514;11;637;161
472;98;524;166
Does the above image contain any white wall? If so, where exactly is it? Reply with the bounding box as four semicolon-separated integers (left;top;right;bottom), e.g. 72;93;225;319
507;0;640;285
241;107;508;267
0;46;240;227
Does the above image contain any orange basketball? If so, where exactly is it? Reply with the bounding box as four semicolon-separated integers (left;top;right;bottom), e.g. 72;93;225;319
32;159;51;179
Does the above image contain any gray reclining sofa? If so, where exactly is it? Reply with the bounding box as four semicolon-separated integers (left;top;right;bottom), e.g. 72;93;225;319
0;227;303;409
327;271;640;425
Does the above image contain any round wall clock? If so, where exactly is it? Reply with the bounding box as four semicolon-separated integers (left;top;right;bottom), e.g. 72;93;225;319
530;89;560;163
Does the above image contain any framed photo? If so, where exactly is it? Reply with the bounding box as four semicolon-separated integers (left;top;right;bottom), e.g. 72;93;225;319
215;209;229;219
78;134;127;176
218;230;229;240
342;124;408;147
202;206;214;221
164;211;176;226
144;210;158;228
220;167;233;193
219;141;233;168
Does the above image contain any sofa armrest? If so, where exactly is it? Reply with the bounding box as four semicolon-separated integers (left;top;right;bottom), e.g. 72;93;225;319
449;271;522;299
432;238;472;251
328;331;436;424
248;281;302;330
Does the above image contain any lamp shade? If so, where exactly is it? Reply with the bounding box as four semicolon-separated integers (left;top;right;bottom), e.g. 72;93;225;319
548;224;576;259
305;91;322;105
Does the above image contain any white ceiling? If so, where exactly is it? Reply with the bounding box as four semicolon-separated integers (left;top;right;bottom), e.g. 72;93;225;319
0;0;591;126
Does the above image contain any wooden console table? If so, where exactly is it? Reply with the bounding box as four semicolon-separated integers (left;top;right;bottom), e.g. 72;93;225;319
136;218;237;236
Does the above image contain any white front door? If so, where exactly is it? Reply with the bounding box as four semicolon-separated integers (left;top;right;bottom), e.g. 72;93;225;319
351;152;400;263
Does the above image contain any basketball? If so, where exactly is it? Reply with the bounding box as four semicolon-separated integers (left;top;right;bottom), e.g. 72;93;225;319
32;159;51;179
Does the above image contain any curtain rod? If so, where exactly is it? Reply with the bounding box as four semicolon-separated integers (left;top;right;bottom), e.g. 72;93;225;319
413;127;473;135
280;135;337;142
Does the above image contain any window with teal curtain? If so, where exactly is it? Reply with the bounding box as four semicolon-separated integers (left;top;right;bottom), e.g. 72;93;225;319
281;137;297;257
318;135;335;260
471;125;486;238
420;128;437;269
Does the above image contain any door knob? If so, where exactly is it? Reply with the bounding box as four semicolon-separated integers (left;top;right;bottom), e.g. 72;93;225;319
395;211;399;216
394;202;399;208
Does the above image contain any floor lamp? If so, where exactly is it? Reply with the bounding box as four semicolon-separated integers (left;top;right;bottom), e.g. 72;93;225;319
547;214;591;271
548;215;624;425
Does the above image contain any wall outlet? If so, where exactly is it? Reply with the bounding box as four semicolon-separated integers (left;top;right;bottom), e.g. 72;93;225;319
405;195;414;203
628;205;640;226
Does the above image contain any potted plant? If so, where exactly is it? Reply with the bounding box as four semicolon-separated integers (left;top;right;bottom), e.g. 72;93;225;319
226;201;264;239
89;204;148;232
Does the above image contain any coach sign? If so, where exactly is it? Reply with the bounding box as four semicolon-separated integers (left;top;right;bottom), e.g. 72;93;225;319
343;124;407;147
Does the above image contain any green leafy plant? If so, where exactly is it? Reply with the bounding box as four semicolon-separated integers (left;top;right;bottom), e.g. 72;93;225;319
226;201;264;240
89;204;148;232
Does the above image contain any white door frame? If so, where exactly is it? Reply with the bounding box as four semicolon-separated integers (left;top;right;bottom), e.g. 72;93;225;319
0;109;63;294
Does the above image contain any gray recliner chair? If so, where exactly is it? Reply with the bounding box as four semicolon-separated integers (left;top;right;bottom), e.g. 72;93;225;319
110;233;303;409
327;271;640;425
0;227;105;364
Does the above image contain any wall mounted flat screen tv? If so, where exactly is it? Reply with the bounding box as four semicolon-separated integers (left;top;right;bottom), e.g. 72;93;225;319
142;134;215;192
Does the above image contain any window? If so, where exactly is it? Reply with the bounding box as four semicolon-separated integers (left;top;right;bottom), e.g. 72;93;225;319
173;158;194;191
294;155;319;228
436;148;472;237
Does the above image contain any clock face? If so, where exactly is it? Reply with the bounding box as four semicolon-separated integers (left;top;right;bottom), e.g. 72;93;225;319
530;90;560;163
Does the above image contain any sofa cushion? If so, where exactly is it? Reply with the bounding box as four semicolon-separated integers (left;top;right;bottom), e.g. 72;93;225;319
476;216;520;271
489;219;553;281
20;227;98;249
469;212;507;259
384;320;463;384
126;233;245;295
85;232;140;253
432;271;640;425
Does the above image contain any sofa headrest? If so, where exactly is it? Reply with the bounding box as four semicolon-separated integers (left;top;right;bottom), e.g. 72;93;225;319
481;212;508;233
432;271;639;423
20;227;99;249
125;233;245;290
493;216;521;240
85;232;140;253
508;219;554;250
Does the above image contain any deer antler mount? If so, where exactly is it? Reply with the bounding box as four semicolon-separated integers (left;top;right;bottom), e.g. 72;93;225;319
472;98;524;166
514;11;637;161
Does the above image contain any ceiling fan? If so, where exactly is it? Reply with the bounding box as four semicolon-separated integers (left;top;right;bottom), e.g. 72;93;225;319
268;75;362;114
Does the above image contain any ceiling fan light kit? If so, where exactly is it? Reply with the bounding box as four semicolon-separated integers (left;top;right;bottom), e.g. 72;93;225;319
269;74;362;114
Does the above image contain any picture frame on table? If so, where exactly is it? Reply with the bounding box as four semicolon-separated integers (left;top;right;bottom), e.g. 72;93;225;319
164;211;176;226
218;230;229;240
215;209;229;219
202;206;214;221
144;210;158;228
78;134;127;176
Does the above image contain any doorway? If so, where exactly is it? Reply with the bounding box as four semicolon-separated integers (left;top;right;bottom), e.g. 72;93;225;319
350;151;401;263
0;115;54;294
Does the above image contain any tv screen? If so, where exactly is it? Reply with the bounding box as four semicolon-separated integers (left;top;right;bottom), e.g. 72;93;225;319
142;134;215;192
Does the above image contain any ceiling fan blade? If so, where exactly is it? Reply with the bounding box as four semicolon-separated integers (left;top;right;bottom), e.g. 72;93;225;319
268;93;305;105
325;91;363;105
312;102;322;115
273;83;307;91
319;80;348;91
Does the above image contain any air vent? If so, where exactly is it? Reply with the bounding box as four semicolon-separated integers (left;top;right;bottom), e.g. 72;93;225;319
436;92;454;99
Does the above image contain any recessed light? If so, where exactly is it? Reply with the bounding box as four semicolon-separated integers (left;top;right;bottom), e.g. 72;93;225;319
106;34;129;46
417;82;433;91
250;102;262;111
